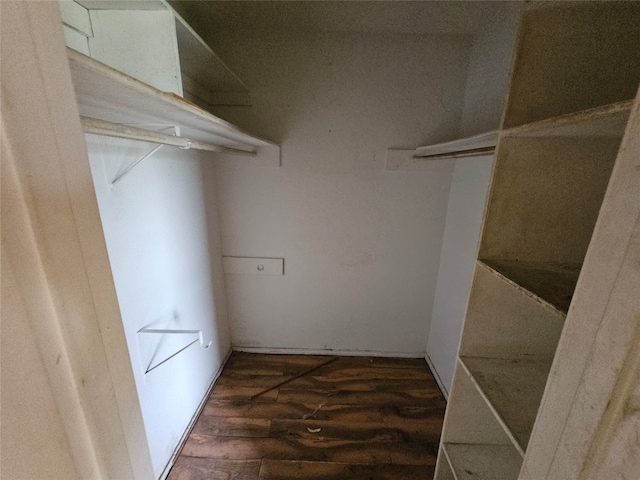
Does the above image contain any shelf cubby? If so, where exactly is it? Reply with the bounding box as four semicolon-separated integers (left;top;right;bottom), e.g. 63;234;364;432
443;443;523;480
480;134;622;269
440;359;523;479
443;360;517;447
459;262;564;361
503;1;640;128
479;101;629;313
459;357;552;454
480;260;579;315
434;446;456;480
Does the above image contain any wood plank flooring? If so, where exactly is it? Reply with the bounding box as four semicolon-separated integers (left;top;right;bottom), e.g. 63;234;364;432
168;352;446;480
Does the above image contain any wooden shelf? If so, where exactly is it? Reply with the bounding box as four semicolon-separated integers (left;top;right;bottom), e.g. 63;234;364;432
503;2;640;128
443;443;522;480
479;134;620;269
480;259;579;314
67;48;273;150
503;100;632;139
459;356;552;454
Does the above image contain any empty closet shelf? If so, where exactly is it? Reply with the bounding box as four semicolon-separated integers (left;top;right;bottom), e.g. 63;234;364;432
443;443;522;480
67;48;275;150
480;259;580;314
459;356;553;454
502;100;632;138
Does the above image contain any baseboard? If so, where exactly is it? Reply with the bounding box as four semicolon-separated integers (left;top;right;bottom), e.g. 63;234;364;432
425;353;449;400
159;346;233;480
232;345;425;359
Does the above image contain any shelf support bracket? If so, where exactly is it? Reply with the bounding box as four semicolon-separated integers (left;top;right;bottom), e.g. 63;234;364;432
111;143;166;188
137;327;212;374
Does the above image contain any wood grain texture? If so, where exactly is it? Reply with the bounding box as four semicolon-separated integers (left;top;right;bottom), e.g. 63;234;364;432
259;460;435;480
168;353;446;480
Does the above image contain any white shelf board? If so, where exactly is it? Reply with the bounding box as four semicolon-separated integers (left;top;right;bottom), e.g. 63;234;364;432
443;443;522;480
67;48;274;149
414;130;497;159
459;356;553;455
503;100;632;138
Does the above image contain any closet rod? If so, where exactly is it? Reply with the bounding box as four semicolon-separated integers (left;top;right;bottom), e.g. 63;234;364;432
413;146;495;160
81;116;257;156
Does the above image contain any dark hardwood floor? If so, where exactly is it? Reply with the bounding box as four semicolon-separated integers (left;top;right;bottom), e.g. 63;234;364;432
168;352;446;480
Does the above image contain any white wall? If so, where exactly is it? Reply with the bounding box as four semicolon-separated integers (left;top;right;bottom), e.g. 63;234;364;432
426;157;493;395
459;2;524;137
76;8;232;477
87;137;230;477
201;29;472;355
426;3;523;395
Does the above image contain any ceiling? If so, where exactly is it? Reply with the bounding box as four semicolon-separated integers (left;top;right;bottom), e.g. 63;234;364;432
168;1;514;36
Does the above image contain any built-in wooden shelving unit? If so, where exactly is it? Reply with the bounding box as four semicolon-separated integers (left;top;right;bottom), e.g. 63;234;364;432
460;357;552;453
434;1;640;478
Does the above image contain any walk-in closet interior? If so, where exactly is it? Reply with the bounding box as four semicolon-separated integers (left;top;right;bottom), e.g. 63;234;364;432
1;1;639;479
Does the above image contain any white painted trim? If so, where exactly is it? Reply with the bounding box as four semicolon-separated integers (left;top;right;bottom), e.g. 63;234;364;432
426;353;449;400
158;346;233;480
2;3;154;478
414;130;498;158
232;346;426;359
386;149;456;171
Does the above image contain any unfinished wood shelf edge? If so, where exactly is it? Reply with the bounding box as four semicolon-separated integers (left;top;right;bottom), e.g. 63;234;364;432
477;260;573;316
502;99;633;138
67;48;276;151
458;356;553;456
443;443;522;480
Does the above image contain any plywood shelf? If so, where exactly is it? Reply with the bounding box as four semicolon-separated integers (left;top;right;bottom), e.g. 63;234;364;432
503;2;640;128
459;356;553;455
479;134;621;270
66;48;274;150
443;443;522;480
480;259;579;314
503;100;632;139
